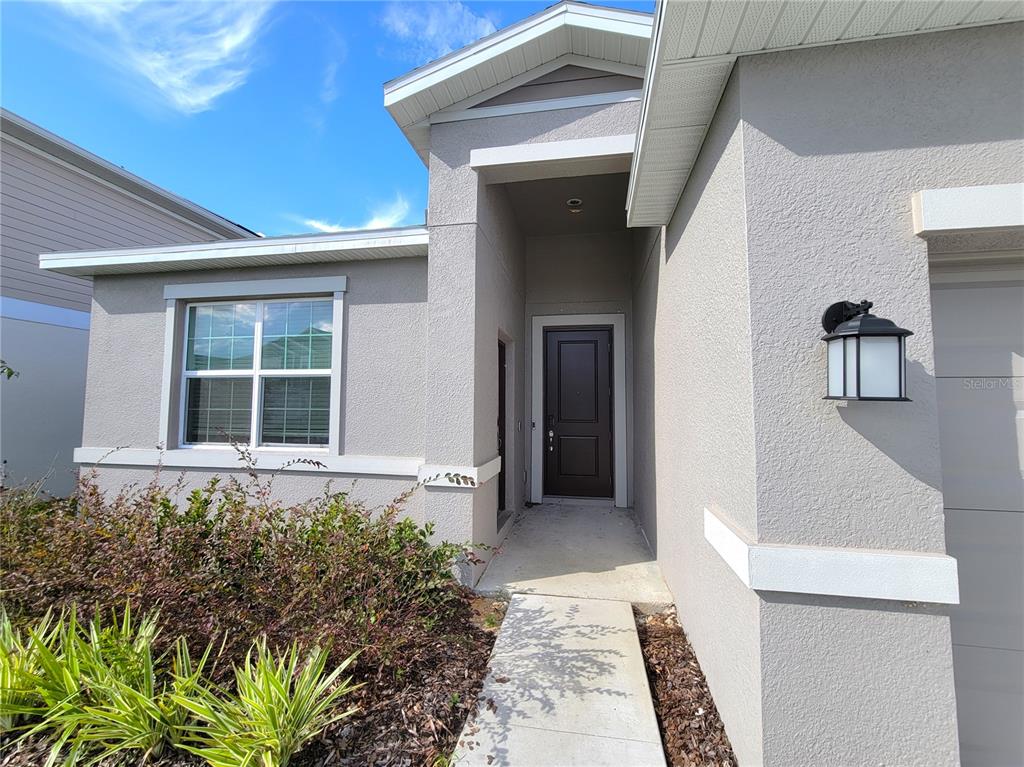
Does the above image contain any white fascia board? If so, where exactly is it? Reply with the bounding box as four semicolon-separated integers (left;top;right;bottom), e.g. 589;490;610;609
471;134;635;170
704;508;960;605
384;3;651;108
75;447;422;478
39;227;429;276
912;183;1024;235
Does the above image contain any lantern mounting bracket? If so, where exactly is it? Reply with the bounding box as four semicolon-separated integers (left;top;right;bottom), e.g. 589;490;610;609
822;300;872;334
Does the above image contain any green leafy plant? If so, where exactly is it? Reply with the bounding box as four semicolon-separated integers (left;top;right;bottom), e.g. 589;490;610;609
176;640;360;767
0;608;59;731
15;607;215;766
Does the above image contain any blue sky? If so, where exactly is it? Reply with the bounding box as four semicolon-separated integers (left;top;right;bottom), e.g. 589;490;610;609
1;1;652;236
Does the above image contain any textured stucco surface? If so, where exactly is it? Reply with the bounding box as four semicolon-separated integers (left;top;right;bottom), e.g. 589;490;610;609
81;466;424;524
633;24;1023;764
735;25;1023;764
81;258;427;503
631;72;764;765
425;100;640;565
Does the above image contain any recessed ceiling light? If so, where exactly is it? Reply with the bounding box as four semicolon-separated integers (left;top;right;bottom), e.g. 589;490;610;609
566;197;583;214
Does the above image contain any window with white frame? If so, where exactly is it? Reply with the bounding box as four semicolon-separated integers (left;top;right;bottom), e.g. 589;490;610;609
181;298;333;447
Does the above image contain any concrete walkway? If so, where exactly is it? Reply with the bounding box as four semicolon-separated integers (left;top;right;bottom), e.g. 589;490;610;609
477;504;672;607
454;593;666;766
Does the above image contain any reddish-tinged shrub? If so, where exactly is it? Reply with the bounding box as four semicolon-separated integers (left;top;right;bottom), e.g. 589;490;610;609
0;467;475;681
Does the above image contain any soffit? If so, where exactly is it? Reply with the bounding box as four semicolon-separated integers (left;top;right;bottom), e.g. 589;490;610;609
626;0;1024;227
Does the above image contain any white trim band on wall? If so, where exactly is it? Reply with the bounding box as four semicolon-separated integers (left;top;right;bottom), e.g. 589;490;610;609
74;447;503;487
912;183;1024;235
703;508;960;605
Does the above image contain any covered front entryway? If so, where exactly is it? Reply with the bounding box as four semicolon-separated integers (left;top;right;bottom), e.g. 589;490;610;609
930;252;1024;767
531;312;628;506
477;502;671;605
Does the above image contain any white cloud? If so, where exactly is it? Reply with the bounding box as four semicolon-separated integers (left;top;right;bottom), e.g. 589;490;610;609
381;1;497;63
55;1;275;114
303;194;412;233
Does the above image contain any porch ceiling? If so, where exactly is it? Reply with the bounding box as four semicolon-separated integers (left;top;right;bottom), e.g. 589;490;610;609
505;172;628;237
626;0;1024;228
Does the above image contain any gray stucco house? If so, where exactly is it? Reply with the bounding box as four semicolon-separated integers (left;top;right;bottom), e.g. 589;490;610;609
0;109;253;496
39;3;1023;765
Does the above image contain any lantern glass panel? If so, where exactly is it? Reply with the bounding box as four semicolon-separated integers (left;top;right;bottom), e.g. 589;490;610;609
827;339;845;397
844;338;858;397
859;336;901;398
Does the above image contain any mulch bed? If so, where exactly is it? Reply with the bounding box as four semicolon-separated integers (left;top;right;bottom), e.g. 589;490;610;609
1;596;506;767
635;608;737;767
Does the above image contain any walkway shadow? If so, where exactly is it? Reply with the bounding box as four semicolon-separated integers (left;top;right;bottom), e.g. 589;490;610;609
458;597;638;765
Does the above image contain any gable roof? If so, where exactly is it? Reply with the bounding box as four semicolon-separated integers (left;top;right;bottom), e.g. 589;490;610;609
0;108;256;240
626;0;1024;227
384;1;653;162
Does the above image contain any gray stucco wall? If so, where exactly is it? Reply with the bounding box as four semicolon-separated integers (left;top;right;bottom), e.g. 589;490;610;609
81;257;428;511
425;101;641;563
642;23;1022;766
739;24;1022;766
631;72;764;764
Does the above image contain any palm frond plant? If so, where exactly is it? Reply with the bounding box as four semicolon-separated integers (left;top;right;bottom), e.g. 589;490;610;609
176;640;360;767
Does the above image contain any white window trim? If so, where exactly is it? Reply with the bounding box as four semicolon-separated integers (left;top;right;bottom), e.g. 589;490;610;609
530;313;628;508
159;278;347;455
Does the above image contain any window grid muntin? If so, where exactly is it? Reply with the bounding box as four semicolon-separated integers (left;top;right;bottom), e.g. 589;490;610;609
180;296;332;449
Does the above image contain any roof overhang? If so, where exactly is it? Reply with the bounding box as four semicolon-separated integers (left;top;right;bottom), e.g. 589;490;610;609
1;108;255;239
626;0;1024;228
39;226;429;276
384;1;652;163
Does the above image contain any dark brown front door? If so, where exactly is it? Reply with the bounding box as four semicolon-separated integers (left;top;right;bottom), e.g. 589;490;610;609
543;327;613;498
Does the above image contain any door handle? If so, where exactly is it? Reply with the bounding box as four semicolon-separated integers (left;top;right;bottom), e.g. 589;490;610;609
547;429;554;452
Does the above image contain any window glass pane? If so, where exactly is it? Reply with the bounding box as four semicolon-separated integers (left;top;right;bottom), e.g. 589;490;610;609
186;303;256;371
260;377;330;445
260;300;332;370
184;378;252;444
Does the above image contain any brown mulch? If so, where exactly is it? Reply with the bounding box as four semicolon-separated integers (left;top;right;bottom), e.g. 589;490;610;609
635;608;738;767
1;596;507;767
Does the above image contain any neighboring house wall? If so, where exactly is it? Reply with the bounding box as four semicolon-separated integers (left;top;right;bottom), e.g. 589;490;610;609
426;100;640;569
80;257;428;518
642;24;1022;765
631;73;763;764
0;120;244;495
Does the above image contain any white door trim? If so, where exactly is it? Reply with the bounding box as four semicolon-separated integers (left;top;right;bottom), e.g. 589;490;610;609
531;313;627;508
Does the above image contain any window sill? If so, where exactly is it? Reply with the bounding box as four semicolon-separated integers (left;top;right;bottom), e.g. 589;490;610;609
73;447;422;478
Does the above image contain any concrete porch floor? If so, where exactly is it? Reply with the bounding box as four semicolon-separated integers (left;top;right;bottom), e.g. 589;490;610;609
476;503;673;607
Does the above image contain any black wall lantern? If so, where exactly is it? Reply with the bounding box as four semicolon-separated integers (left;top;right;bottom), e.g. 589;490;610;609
822;300;912;401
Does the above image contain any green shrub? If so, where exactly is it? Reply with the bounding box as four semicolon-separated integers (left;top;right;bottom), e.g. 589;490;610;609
175;641;359;767
1;470;475;678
